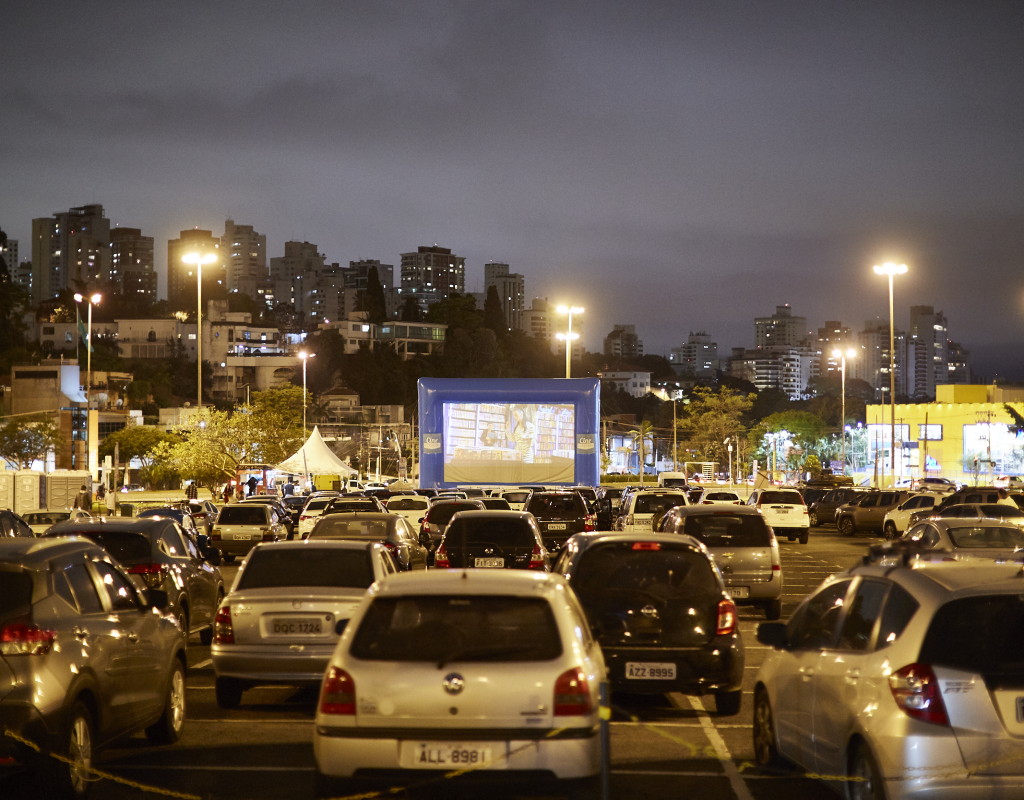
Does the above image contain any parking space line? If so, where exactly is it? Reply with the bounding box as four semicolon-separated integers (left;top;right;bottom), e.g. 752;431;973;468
192;659;212;669
611;721;751;729
682;694;755;800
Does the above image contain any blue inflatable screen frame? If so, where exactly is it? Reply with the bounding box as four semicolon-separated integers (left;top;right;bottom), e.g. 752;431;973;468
418;378;600;489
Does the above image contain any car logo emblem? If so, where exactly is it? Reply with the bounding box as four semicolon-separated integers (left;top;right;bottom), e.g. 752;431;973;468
641;605;659;619
484;547;494;555
443;673;465;695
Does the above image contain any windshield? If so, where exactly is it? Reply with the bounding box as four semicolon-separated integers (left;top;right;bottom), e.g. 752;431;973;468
919;595;1024;676
326;501;379;514
946;525;1024;549
25;512;71;526
305;499;333;511
139;508;185;523
350;595;562;663
980;505;1024;519
682;514;772;547
218;506;268;526
444;517;536;548
237;547;374;589
311;518;389;539
480;498;511;510
634;494;686;515
501;492;530;504
759;491;804;505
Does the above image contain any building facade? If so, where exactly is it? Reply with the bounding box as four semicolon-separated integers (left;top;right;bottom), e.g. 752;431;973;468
222;219;267;298
31;204;112;303
167;228;221;310
398;246;466;311
483;262;525;331
110;227;156;298
669;332;718;379
604;324;644;360
755;304;808;349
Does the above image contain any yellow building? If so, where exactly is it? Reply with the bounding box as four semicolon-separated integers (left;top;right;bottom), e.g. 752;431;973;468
865;385;1024;485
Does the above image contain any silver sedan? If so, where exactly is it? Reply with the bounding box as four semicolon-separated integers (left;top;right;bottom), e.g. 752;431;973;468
901;517;1024;561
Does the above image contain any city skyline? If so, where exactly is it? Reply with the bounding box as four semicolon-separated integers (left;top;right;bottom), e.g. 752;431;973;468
4;3;1023;378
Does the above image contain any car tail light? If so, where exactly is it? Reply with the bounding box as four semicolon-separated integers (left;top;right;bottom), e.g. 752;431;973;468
320;666;356;715
382;541;399;558
584;514;596;532
261;529;275;541
211;528;222;540
434;543;450;568
716;599;737;635
529;544;545;570
300;514;311;521
421;519;431;536
632;541;661;550
127;563;170;589
889;664;949;726
213;605;234;644
1;616;56;656
554;667;591;716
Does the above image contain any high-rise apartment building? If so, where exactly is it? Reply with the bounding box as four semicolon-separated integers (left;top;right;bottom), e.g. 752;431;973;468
31;204;111;303
269;241;331;322
1;238;18;273
946;341;971;384
908;306;948;400
221;220;267;298
604;324;644;360
817;320;854;376
399;246;465;311
483;262;525;331
167;228;221;310
669;332;718;378
110;228;156;298
13;260;32;295
755;305;808;349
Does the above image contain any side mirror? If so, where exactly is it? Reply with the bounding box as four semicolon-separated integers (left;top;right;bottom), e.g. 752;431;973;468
418;517;425;524
756;622;789;650
145;588;169;610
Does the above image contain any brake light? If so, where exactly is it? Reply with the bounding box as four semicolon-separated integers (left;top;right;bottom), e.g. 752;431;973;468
434;543;450;568
383;541;399;557
529;544;545;570
890;664;949;726
299;514;311;521
213;605;234;644
261;529;275;541
632;541;661;551
584;514;596;532
127;563;170;589
0;616;56;656
211;528;221;540
554;667;591;716
320;666;356;715
716;599;737;635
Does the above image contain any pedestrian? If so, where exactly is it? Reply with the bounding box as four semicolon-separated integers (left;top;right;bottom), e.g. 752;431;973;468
246;475;258;497
185;481;199;500
236;486;245;502
283;479;295;497
223;484;233;504
72;484;92;511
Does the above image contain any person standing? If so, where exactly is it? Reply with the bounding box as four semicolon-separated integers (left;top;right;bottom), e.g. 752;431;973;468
223;484;233;504
246;475;258;496
185;481;199;500
72;484;93;511
283;479;295;497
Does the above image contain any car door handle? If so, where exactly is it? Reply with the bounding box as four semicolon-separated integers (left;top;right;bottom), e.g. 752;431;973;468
846;669;861;684
799;667;814;680
126;632;139;644
72;626;88;639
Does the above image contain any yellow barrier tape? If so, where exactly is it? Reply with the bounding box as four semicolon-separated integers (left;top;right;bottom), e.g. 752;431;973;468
3;729;202;800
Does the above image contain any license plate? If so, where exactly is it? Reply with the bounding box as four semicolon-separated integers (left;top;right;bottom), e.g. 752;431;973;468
474;558;504;568
773;509;790;514
729;586;749;598
626;662;676;680
547;523;567;530
270;617;322;635
402;742;497;769
230;532;256;539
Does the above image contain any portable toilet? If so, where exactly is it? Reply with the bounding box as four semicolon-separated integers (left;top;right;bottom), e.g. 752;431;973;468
0;472;13;510
47;470;92;510
14;471;45;515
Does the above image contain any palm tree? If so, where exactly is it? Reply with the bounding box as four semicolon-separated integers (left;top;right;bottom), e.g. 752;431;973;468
629;420;655;486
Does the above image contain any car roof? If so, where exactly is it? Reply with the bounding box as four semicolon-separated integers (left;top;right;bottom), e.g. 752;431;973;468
0;537;102;564
46;517;172;536
317;512;393;522
448;510;536;522
566;531;706;551
253;539;383;552
633;488;687;495
371;568;566;598
665;505;763;517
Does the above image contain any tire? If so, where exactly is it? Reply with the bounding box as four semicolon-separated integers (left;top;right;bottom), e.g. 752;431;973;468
44;700;94;799
839;517;855;536
787;534;796;542
714;689;742;716
215;677;244;709
764;599;782;620
752;690;784;769
848;740;887;800
798;529;809;544
808;510;819;527
883;522;898;541
222;553;235;564
146;659;186;745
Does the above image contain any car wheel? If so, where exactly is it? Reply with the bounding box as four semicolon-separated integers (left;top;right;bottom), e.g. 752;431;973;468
146;659;186;745
222;553;235;564
714;689;742;716
215;677;244;709
765;599;782;620
787;534;796;542
752;690;784;769
43;700;94;799
798;529;809;544
848;740;886;800
883;522;898;541
808;510;819;527
839;517;855;536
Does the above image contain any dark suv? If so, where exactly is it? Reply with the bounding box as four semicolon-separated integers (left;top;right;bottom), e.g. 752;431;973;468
808;487;876;527
523;490;593;552
434;510;550;570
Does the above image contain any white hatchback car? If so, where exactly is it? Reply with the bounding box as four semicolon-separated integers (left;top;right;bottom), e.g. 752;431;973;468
617;489;688;532
313;570;605;794
747;489;810;543
882;492;941;539
382;495;431;525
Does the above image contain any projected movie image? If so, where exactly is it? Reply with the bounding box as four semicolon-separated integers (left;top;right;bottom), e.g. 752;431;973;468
443;402;575;484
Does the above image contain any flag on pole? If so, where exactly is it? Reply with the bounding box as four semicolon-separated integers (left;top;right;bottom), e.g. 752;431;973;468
78;317;93;353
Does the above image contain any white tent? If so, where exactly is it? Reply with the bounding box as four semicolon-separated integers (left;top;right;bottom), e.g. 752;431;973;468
276;427;357;477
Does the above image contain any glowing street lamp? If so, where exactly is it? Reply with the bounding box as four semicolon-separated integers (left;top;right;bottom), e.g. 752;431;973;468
182;251;218;409
299;351;316;439
873;262;907;486
73;292;101;478
555;305;584;379
832;347;857;475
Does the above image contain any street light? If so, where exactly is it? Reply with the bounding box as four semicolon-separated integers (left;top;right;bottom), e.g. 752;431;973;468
73;292;101;479
182;251;218;410
555;305;584;379
299;351;315;439
832;347;857;476
873;262;907;487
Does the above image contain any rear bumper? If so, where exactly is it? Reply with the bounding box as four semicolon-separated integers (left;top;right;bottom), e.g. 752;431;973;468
213;644;335;684
211;536;268;556
723;577;781;602
601;638;743;694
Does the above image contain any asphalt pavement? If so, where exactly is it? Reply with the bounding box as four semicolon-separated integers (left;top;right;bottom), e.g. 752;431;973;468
53;522;882;800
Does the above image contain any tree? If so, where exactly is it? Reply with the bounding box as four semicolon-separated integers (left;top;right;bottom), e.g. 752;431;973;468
762;410;828;454
364;266;387;325
483;286;506;338
0;414;62;468
629;420;655;485
676;388;754;466
399;296;423;322
426;293;480;331
98;425;179;467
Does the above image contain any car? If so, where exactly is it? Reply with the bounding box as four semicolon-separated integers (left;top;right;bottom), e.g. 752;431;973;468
312;569;604;792
912;501;1024;527
615;489;688;532
381;494;431;526
321;496;386;517
910;477;958;494
552;532;743;714
181;499;219;535
747;488;810;543
0;537;187;795
45;516;225;646
657;505;783;619
418;499;486;550
752;557;1024;797
994;475;1024;490
909;486;1018;524
280;495;307;526
881;493;942;539
835;490;913;536
213;540;398;709
137;506;202;539
497;489;530;512
807;487;876;527
432;492;469;503
239;496;297;539
524;491;595;552
698;489;743;506
900;517;1024;561
211;503;285;563
19;509;91;536
572;486;598;512
298;495;344;538
308;512;431;571
434;510;550;571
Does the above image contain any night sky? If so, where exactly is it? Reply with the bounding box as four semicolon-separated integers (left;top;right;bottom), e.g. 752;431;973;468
4;2;1023;379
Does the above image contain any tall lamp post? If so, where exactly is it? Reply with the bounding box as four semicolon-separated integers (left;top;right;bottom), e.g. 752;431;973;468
832;348;857;475
299;351;315;439
182;252;218;410
555;305;584;378
74;293;101;479
873;262;907;487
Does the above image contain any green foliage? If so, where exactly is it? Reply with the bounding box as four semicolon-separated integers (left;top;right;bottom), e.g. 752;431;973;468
762;410;828;451
629;420;655;485
804;453;822;480
98;425;180;467
677;387;754;465
426;293;480;330
399;296;423;322
0;414;62;469
483;286;506;338
365;266;388;325
1005;404;1024;436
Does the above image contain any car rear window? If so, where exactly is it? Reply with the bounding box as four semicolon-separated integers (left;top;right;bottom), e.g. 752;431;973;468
572;542;719;602
526;494;585;518
237;547;374;590
501;492;529;504
25;512;71;526
946;525;1024;549
350;595;562;663
139;508;184;523
218;506;268;525
0;569;33;619
682;514;772;547
601;489;622;500
311;518;389;539
326;501;379;514
703;492;738;502
759;491;804;505
634;494;686;515
918;595;1024;676
426;502;481;526
444;518;536;548
387;498;428;511
480;498;511;510
56;530;152;565
305;499;333;511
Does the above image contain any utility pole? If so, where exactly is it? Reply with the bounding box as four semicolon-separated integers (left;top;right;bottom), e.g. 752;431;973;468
921;411;928;479
672;400;678;473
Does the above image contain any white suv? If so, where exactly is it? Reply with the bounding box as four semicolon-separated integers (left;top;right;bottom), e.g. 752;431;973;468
753;557;1024;798
747;489;810;543
882;492;940;539
617;489;688;531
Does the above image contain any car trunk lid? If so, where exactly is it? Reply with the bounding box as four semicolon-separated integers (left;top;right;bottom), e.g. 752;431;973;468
228;587;364;646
